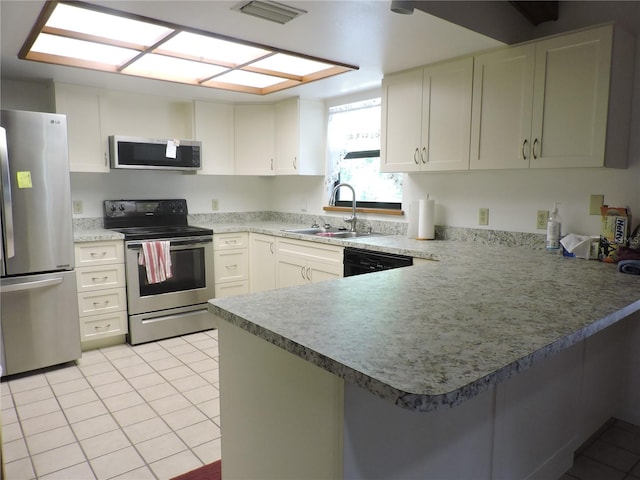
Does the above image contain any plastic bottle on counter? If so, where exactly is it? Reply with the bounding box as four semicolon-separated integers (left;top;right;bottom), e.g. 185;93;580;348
546;203;562;250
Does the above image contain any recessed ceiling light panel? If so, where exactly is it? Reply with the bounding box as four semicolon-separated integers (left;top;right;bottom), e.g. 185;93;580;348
158;32;271;66
19;1;357;95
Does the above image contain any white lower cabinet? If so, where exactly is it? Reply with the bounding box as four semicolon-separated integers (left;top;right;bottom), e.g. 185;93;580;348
214;233;249;298
74;240;128;345
249;233;276;293
275;238;343;289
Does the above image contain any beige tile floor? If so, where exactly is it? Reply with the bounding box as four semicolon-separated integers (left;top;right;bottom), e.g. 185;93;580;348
561;418;640;480
1;330;221;480
3;327;639;480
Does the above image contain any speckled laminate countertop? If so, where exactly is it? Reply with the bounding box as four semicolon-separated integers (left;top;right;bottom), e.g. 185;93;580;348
207;237;640;412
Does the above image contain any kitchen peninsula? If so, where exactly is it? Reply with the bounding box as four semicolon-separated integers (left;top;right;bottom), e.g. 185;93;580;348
208;239;640;480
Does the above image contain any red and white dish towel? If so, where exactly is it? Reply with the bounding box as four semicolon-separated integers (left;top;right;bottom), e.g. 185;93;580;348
138;241;172;284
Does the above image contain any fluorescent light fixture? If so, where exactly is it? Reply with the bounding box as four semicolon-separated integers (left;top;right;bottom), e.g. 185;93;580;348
19;1;357;95
251;53;333;76
232;0;306;25
158;32;271;66
31;33;138;66
46;3;172;46
207;70;284;88
123;54;229;83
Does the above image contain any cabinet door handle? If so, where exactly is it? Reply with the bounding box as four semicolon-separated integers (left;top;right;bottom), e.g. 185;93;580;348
269;242;274;254
522;139;528;160
293;157;297;170
306;267;311;281
532;138;539;159
413;148;419;164
270;158;274;170
300;266;306;279
421;147;427;164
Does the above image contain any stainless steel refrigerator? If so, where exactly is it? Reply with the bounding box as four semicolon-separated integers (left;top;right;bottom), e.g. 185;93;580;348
1;109;81;377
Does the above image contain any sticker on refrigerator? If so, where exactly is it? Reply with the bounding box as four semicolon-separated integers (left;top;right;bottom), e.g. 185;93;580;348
16;171;32;188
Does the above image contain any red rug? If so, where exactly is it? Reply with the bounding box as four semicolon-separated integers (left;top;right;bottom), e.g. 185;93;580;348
171;460;221;480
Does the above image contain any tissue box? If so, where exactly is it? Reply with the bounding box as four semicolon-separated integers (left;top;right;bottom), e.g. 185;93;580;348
598;206;630;262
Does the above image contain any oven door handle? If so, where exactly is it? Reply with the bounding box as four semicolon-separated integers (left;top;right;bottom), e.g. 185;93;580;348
126;237;213;249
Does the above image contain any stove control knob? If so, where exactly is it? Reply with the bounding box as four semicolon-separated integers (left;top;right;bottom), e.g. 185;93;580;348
118;204;125;211
109;204;116;212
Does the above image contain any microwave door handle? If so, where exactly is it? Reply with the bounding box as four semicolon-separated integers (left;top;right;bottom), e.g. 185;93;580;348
0;127;15;259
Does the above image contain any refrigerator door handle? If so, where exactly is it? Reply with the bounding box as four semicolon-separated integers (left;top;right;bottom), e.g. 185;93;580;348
0;127;15;259
1;277;64;293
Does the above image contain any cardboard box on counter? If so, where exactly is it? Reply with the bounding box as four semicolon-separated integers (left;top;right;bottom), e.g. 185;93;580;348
598;206;631;263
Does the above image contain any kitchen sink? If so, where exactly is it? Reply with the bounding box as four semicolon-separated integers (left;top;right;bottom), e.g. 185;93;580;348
282;227;385;238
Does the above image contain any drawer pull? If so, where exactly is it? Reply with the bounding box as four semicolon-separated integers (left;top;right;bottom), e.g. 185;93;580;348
91;276;109;282
92;300;110;306
225;264;238;269
94;324;111;330
224;240;238;244
90;251;108;257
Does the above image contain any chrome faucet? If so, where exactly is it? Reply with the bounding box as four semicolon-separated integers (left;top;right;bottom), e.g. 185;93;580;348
330;182;357;232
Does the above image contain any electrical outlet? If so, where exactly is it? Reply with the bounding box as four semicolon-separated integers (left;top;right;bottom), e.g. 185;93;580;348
537;210;549;229
72;200;83;215
211;199;219;211
478;208;489;226
589;194;604;215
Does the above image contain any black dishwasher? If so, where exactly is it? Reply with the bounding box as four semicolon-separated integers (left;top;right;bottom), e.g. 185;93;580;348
343;247;413;277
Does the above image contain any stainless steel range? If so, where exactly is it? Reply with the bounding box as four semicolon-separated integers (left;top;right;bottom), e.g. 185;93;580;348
104;199;215;345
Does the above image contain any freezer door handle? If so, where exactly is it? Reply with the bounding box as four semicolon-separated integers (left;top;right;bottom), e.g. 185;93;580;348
2;276;64;293
0;127;15;259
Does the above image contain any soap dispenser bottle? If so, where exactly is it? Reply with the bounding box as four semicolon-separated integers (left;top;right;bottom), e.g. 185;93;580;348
546;203;562;250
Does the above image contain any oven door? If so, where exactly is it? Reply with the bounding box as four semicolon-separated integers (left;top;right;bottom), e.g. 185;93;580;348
125;236;214;315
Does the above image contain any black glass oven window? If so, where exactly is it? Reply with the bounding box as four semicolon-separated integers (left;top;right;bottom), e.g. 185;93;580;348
137;246;206;296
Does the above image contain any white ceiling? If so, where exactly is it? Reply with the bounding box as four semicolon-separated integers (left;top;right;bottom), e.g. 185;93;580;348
0;1;504;104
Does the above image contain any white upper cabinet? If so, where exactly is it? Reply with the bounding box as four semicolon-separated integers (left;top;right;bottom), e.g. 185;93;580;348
381;57;473;173
193;101;235;175
529;25;630;169
99;91;194;141
54;83;107;173
471;24;634;170
470;44;535;170
380;68;423;172
234;104;276;176
275;98;325;175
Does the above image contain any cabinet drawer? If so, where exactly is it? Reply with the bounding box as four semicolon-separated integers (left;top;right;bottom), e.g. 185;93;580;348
276;238;343;266
78;287;126;317
75;241;124;267
76;264;126;292
81;311;128;341
214;232;248;250
215;280;249;298
214;249;249;283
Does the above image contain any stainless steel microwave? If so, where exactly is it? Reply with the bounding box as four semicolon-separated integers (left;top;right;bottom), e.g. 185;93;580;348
109;135;201;171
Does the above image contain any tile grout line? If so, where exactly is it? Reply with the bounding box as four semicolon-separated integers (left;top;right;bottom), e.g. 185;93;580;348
3;329;221;480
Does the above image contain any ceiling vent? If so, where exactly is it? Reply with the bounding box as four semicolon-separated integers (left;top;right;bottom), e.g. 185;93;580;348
232;0;306;24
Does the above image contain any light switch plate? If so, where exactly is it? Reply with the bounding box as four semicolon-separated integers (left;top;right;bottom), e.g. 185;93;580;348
589;194;604;215
478;208;489;226
72;200;83;214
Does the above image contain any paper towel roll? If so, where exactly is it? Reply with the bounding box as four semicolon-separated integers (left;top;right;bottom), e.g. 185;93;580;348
417;198;435;240
407;200;419;239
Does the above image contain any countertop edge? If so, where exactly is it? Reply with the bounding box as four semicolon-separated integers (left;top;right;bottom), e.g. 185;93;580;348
208;298;640;413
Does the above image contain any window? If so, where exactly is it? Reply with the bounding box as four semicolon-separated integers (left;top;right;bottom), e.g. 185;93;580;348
326;99;402;210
